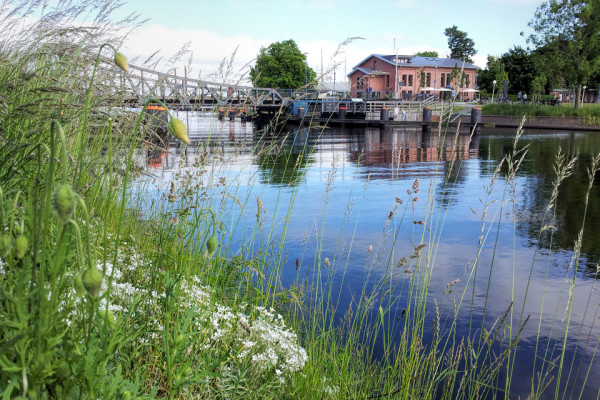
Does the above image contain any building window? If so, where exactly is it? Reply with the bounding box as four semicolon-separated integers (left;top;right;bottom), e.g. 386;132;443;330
387;75;390;87
426;73;431;86
373;60;377;69
408;75;413;86
402;74;407;86
441;73;446;87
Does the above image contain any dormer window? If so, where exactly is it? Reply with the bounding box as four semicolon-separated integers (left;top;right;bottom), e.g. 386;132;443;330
373;60;377;69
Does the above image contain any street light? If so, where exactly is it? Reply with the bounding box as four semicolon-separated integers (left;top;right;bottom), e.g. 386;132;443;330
582;85;587;105
492;80;497;103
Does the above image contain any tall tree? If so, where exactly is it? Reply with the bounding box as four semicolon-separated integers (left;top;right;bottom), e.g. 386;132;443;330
501;46;537;95
443;25;477;63
477;56;509;93
528;0;600;108
249;39;317;89
414;51;439;57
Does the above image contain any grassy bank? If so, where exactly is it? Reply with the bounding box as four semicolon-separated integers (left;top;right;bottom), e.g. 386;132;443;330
482;102;600;121
2;3;599;399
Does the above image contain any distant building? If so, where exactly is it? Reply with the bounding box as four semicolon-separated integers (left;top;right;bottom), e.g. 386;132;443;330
347;54;480;100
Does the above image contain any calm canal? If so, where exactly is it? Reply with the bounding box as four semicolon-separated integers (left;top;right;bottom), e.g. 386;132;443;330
136;112;600;399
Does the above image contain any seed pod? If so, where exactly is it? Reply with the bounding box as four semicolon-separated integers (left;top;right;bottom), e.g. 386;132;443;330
168;117;190;145
82;266;103;298
74;271;85;297
52;183;76;224
14;235;28;259
206;236;218;254
114;52;129;73
0;234;11;258
98;310;116;329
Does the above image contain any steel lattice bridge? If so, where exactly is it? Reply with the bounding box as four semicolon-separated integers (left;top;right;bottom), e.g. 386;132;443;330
115;61;291;115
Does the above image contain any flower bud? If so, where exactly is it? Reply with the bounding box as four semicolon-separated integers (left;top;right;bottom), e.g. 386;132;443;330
168;117;190;145
74;271;85;297
83;266;103;298
114;52;129;73
0;234;11;258
98;309;116;329
14;235;28;259
52;183;76;224
206;236;218;254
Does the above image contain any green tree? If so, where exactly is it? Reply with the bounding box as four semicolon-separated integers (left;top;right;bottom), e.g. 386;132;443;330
414;51;439;57
477;56;509;93
528;0;600;108
500;46;537;95
443;25;477;63
249;39;317;89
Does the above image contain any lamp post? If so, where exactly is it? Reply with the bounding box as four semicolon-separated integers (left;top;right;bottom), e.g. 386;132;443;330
304;52;308;100
582;85;587;105
492;80;497;103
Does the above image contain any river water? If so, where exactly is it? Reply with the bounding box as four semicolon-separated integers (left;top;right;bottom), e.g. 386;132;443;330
135;112;600;399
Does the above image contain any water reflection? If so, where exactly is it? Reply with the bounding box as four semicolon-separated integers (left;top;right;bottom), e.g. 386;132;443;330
138;115;600;399
255;129;312;186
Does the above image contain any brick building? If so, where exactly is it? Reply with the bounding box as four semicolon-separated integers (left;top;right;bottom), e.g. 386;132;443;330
348;54;480;100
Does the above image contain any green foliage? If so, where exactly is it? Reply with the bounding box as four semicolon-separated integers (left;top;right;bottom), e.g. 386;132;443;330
528;0;600;108
501;46;537;94
478;56;509;93
249;39;317;89
414;50;439;57
443;25;477;63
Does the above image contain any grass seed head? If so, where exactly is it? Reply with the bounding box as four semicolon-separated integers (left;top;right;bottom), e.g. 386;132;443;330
169;117;190;145
14;235;28;259
114;52;129;73
52;183;76;224
83;266;103;298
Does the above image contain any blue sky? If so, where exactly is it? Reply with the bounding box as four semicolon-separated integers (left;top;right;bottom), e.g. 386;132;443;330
115;0;545;83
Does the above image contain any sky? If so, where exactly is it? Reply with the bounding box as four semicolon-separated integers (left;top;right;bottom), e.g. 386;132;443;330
110;0;546;84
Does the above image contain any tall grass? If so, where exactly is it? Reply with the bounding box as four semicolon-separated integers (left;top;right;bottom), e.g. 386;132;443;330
2;2;600;399
482;103;600;120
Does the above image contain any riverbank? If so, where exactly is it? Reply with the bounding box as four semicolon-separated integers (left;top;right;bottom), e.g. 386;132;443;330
460;114;600;131
283;114;600;131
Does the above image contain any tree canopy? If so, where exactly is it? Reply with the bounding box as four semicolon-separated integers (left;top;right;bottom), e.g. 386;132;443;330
528;0;600;107
501;46;537;95
443;25;477;63
414;51;439;57
249;39;317;89
477;56;509;94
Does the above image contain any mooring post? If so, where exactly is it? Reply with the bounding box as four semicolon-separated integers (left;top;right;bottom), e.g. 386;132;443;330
423;107;432;122
422;107;432;134
471;107;481;134
298;107;305;120
338;106;347;120
380;107;389;121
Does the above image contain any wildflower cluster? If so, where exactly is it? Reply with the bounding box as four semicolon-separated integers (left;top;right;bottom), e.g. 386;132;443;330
63;239;307;387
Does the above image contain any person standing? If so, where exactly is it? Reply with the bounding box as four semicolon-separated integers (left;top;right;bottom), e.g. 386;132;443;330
394;105;400;121
401;107;406;121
